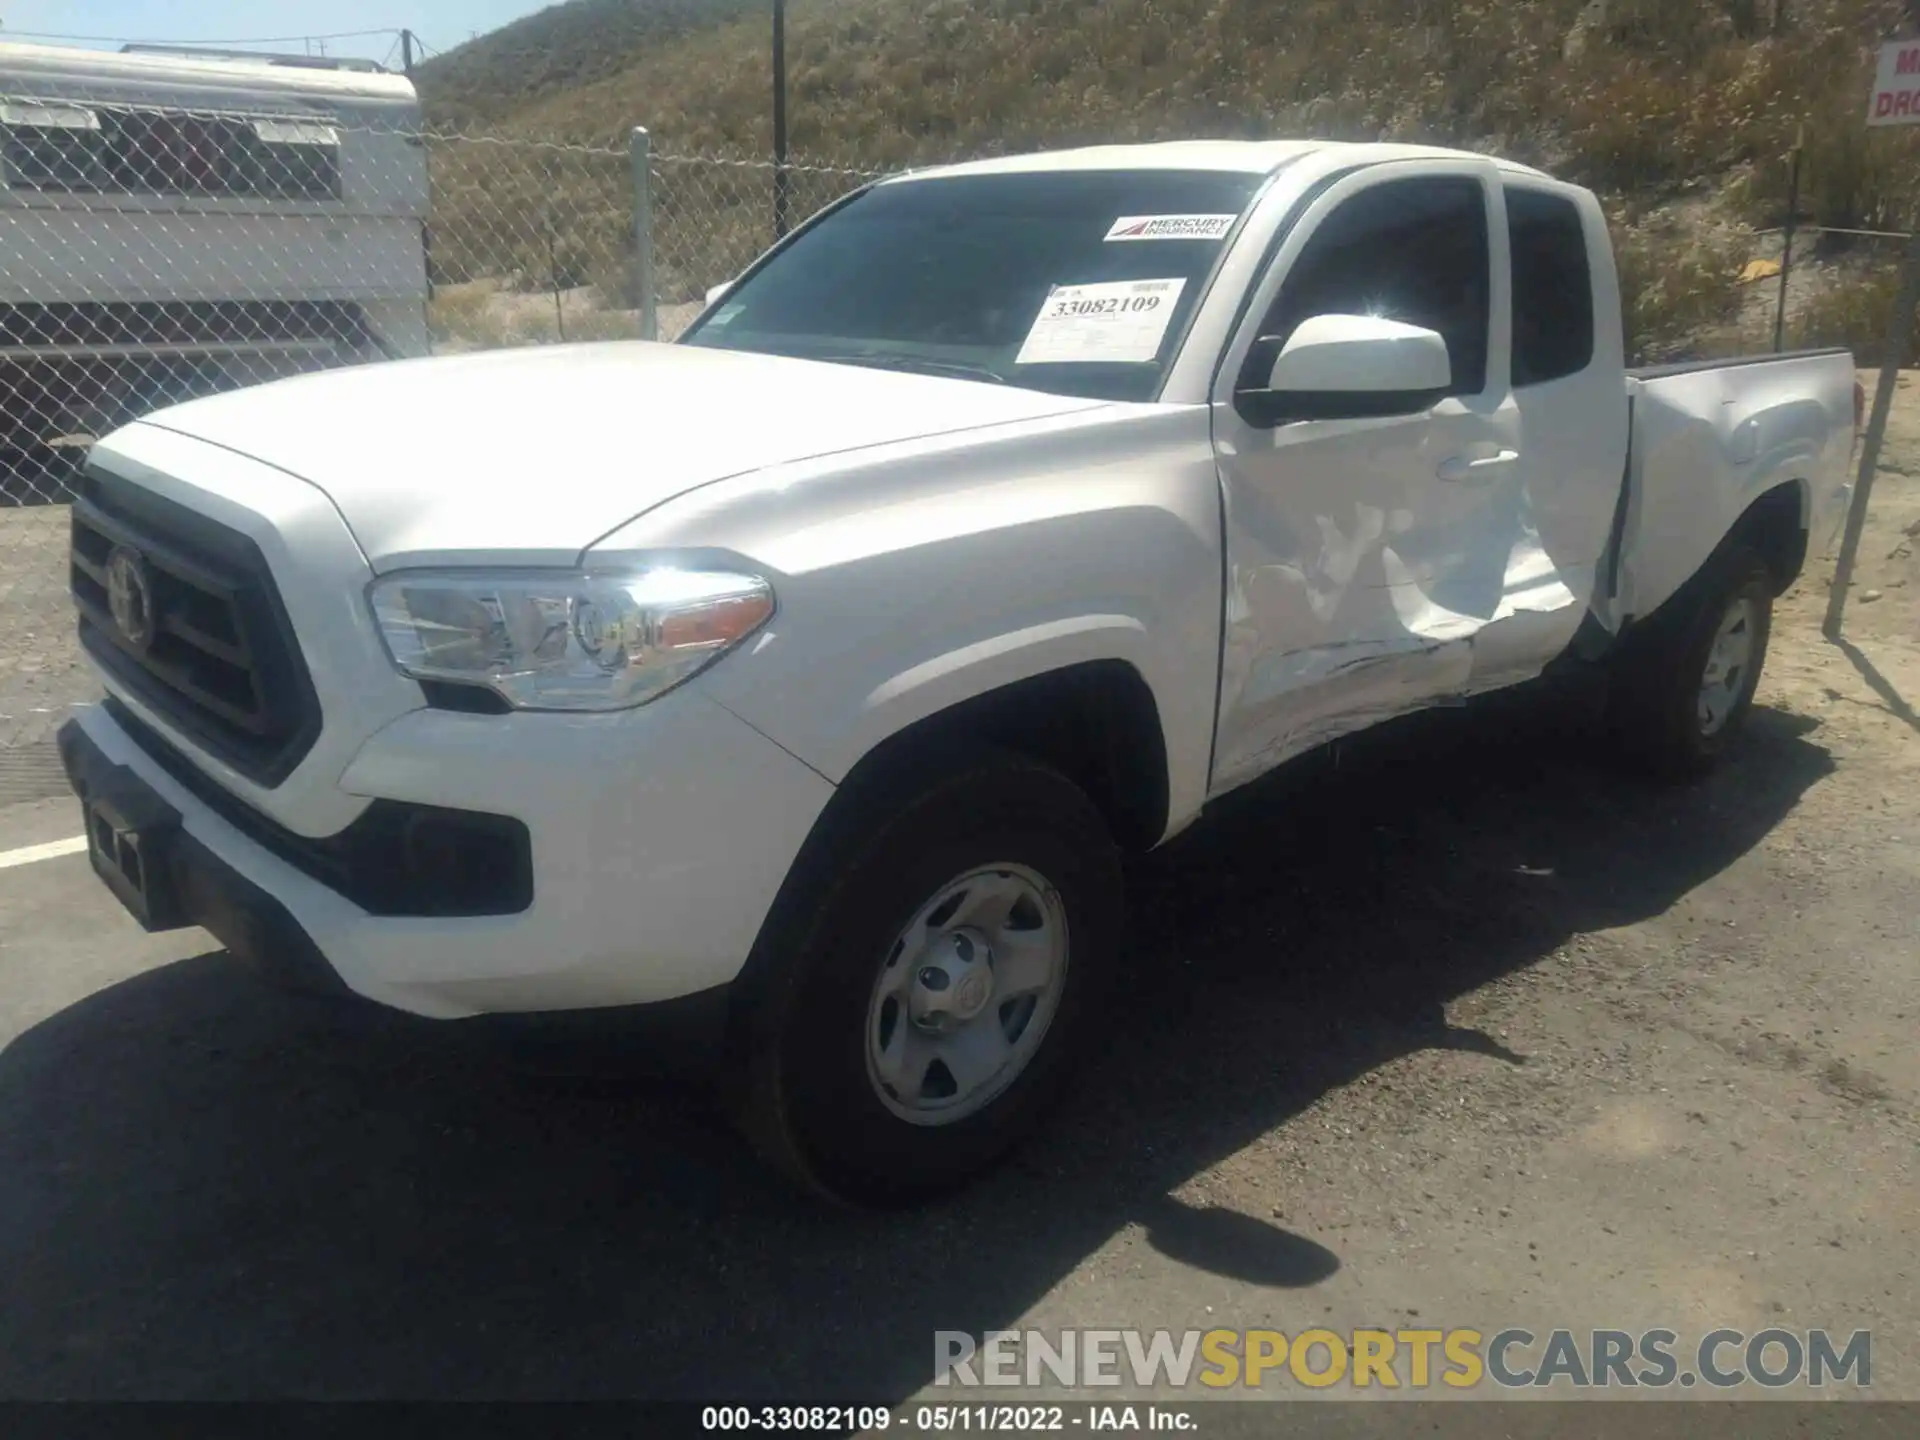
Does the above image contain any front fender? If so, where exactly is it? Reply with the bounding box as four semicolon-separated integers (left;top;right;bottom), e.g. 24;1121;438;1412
593;403;1227;835
859;613;1154;739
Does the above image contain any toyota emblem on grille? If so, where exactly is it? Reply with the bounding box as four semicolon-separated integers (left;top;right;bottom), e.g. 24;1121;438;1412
105;545;156;651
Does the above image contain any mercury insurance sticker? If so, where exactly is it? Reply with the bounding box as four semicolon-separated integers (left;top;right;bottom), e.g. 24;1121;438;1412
1015;277;1188;365
1104;213;1237;241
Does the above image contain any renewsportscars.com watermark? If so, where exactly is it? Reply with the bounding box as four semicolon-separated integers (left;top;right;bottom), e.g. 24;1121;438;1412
934;1327;1872;1392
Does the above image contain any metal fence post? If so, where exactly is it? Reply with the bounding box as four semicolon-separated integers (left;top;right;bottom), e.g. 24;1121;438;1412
1824;220;1920;637
546;204;566;342
773;0;790;241
1774;126;1803;353
631;126;657;342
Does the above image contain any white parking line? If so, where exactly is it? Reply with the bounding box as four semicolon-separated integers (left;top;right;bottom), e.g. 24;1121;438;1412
0;835;89;870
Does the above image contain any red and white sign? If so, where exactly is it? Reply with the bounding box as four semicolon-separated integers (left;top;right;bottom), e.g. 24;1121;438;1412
1869;40;1920;126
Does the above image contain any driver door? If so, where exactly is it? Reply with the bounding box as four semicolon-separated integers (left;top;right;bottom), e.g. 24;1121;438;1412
1208;162;1522;795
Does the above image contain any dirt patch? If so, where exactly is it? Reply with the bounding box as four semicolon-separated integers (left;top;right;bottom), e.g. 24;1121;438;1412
0;503;98;761
428;278;645;352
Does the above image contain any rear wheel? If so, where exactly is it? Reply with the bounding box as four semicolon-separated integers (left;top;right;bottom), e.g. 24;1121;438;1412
728;748;1122;1206
1607;542;1774;777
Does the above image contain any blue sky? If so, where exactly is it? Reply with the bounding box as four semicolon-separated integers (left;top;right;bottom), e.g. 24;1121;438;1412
0;1;554;66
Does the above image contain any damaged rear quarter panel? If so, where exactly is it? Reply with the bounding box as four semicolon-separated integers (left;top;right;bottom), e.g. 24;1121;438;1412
1617;354;1856;625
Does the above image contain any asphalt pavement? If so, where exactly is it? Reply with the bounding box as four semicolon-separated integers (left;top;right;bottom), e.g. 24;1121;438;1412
0;682;1911;1429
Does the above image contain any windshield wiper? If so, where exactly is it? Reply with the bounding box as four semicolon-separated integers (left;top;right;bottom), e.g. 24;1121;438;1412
817;353;1009;386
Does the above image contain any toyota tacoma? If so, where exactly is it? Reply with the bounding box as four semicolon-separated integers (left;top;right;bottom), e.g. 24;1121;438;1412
59;141;1859;1202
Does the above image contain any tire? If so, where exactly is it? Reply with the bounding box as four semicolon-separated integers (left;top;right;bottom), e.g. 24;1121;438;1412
727;747;1123;1206
1606;541;1774;778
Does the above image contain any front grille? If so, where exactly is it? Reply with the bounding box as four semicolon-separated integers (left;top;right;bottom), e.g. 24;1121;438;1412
70;466;321;787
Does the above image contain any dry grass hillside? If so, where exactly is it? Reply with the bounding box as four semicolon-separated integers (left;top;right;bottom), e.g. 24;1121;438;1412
417;0;1920;361
417;0;763;129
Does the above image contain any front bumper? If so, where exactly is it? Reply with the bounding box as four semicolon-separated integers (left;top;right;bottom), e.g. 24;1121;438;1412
57;689;835;1020
60;717;354;1001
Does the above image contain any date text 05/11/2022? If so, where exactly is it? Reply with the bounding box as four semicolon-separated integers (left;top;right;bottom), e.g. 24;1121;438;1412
700;1404;1198;1432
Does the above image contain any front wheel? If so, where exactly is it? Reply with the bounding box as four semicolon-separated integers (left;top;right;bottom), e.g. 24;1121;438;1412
1606;541;1775;777
728;749;1123;1206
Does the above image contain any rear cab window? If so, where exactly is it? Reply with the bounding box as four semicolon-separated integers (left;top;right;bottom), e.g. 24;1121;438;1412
681;169;1265;401
1506;186;1596;386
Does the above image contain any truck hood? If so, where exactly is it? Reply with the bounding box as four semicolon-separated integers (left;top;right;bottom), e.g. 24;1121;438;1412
134;342;1107;571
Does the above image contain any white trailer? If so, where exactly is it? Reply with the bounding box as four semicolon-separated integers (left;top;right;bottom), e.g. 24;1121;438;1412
0;41;429;493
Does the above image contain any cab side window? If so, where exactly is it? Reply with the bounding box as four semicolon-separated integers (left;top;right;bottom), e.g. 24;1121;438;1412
1241;177;1491;399
1507;186;1595;387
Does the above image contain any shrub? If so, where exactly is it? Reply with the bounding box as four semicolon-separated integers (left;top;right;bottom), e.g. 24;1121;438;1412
410;0;1920;361
1793;267;1920;364
1613;210;1753;363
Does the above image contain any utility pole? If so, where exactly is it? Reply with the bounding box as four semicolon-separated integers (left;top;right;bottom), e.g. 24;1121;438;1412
772;0;789;240
401;27;416;80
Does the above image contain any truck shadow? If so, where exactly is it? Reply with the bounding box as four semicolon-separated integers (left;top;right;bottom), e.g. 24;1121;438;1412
0;690;1833;1400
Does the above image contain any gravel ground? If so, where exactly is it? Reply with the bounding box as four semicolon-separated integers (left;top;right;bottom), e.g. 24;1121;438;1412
0;376;1913;1419
0;500;96;786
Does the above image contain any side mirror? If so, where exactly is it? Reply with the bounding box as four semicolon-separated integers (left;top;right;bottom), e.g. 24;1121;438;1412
1250;314;1452;423
704;280;734;307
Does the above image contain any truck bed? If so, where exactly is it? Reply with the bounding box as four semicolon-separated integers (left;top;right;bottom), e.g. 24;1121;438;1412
1608;347;1858;628
1626;345;1854;382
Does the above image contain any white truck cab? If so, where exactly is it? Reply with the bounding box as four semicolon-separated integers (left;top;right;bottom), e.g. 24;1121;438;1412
57;140;1857;1201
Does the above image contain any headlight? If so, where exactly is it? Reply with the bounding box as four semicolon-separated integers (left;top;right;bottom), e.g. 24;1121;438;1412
369;567;774;711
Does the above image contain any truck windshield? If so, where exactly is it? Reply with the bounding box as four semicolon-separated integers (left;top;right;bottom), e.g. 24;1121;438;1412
680;169;1264;401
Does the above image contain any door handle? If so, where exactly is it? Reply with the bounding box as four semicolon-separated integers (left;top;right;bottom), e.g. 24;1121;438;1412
1437;449;1520;483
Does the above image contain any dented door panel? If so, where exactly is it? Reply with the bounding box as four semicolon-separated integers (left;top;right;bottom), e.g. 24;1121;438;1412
1206;159;1586;794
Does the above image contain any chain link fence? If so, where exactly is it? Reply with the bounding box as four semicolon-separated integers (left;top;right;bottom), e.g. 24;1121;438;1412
1750;223;1920;364
0;93;883;796
650;151;882;336
4;93;1912;804
422;133;878;348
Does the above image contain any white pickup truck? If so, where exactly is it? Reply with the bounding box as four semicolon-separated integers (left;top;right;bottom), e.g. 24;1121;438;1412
59;140;1858;1203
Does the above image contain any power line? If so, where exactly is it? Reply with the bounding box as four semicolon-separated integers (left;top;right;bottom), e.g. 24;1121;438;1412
1;27;405;48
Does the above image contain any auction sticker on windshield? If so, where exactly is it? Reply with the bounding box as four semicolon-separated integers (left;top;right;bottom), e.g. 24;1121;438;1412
1015;278;1187;365
1104;214;1238;241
